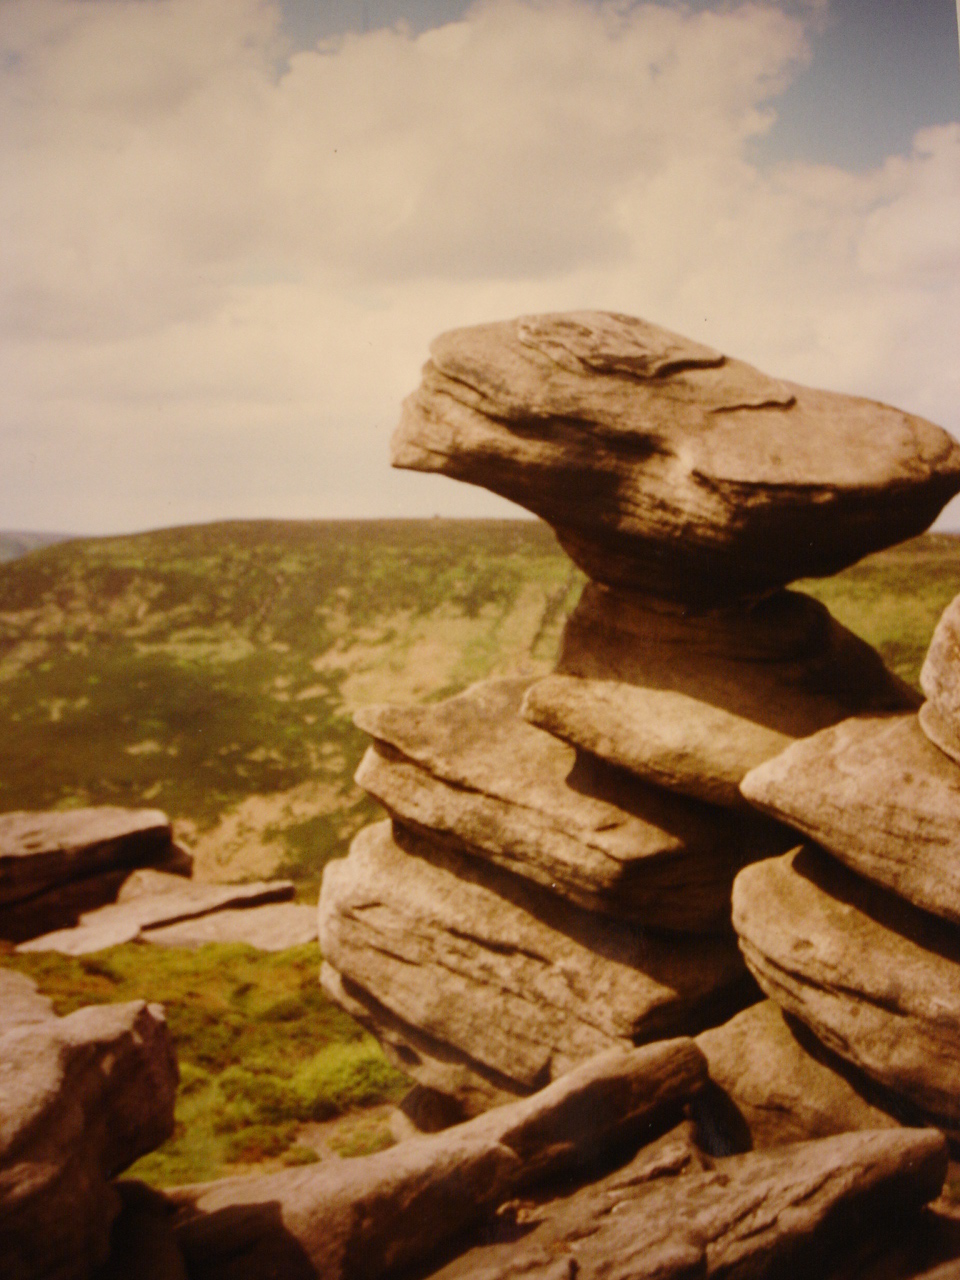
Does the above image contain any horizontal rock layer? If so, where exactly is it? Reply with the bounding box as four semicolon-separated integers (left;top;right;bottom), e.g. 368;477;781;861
732;846;960;1128
356;677;782;931
523;585;917;809
741;714;960;924
318;821;747;1099
392;311;960;602
921;590;960;764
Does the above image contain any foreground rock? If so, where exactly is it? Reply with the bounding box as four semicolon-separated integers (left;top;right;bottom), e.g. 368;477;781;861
522;585;917;809
18;870;296;955
0;807;175;942
0;968;178;1280
921;591;960;764
741;714;960;924
392;311;960;602
695;999;900;1152
356;678;781;931
169;1039;707;1280
430;1127;947;1280
733;846;960;1128
319;821;747;1102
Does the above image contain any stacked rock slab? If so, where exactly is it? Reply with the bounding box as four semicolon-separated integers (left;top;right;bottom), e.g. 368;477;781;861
732;588;960;1137
319;310;960;1127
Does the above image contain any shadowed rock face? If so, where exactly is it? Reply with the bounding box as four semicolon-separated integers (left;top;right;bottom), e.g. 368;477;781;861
392;311;960;603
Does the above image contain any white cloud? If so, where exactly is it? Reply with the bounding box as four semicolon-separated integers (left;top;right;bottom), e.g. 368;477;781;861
0;0;957;531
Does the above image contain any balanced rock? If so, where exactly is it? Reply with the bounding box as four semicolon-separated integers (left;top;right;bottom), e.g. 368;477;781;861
318;821;747;1103
170;1038;707;1280
18;869;296;955
695;999;900;1152
522;585;917;809
356;677;782;932
0;807;175;942
0;968;178;1280
741;714;960;925
921;591;960;764
392;311;960;603
732;846;960;1128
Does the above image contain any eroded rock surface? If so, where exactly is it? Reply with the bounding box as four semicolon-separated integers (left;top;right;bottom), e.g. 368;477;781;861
921;591;960;764
143;901;317;951
741;714;960;924
392;311;960;602
733;846;960;1128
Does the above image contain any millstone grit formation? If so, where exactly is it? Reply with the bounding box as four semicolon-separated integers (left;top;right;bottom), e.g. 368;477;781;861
319;309;960;1135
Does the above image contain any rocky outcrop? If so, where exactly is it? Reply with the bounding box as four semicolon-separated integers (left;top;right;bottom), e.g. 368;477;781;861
921;591;960;764
319;822;746;1101
143;901;317;951
392;311;960;602
0;968;178;1280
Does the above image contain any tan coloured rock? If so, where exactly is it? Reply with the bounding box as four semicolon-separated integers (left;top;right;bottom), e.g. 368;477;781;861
732;846;960;1128
144;901;317;951
170;1038;707;1280
319;821;747;1097
356;677;782;932
741;714;960;924
0;985;178;1280
921;591;960;764
18;870;296;955
431;1127;947;1280
392;311;960;602
695;999;900;1152
522;585;916;809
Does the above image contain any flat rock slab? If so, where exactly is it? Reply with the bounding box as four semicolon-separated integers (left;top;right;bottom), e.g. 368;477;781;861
695;999;900;1153
429;1127;947;1280
523;585;916;809
144;902;317;951
0;965;55;1025
0;990;177;1280
733;846;960;1128
392;311;960;603
922;591;960;764
169;1038;707;1280
0;806;172;907
18;871;295;955
318;820;746;1099
741;714;960;924
356;677;781;932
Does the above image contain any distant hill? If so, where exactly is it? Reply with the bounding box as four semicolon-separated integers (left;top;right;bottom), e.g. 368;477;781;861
0;531;73;563
0;518;957;889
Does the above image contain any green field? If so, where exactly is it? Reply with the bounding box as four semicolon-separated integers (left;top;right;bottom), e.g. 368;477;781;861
1;519;959;1186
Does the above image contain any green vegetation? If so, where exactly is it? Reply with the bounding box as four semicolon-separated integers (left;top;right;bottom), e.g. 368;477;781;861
0;940;409;1184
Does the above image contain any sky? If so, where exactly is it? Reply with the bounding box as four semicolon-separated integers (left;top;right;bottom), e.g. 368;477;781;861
1;0;959;535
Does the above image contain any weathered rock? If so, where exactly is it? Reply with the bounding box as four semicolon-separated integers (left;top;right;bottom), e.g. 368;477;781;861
0;807;176;941
169;1038;707;1280
18;870;296;955
94;1181;189;1280
695;999;900;1152
143;901;317;951
356;677;782;932
741;714;960;924
921;591;960;764
522;585;917;809
0;987;178;1280
0;964;56;1024
392;311;960;602
732;846;960;1128
430;1127;947;1280
319;821;747;1100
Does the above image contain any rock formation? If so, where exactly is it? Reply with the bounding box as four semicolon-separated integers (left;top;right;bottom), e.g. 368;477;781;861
319;310;957;1131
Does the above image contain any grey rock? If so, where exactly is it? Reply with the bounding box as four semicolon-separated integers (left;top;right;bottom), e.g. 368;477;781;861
392;311;960;602
741;714;960;924
143;901;317;951
0;965;55;1025
0;992;178;1280
318;821;747;1098
169;1037;707;1280
356;677;781;932
523;585;916;809
695;999;899;1152
732;846;960;1128
18;871;295;955
921;591;960;764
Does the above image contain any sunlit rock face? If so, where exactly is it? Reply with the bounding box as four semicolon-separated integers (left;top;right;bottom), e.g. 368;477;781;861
393;311;960;604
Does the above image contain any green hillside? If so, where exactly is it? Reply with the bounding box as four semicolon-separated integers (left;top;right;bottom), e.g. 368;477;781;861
1;519;958;891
